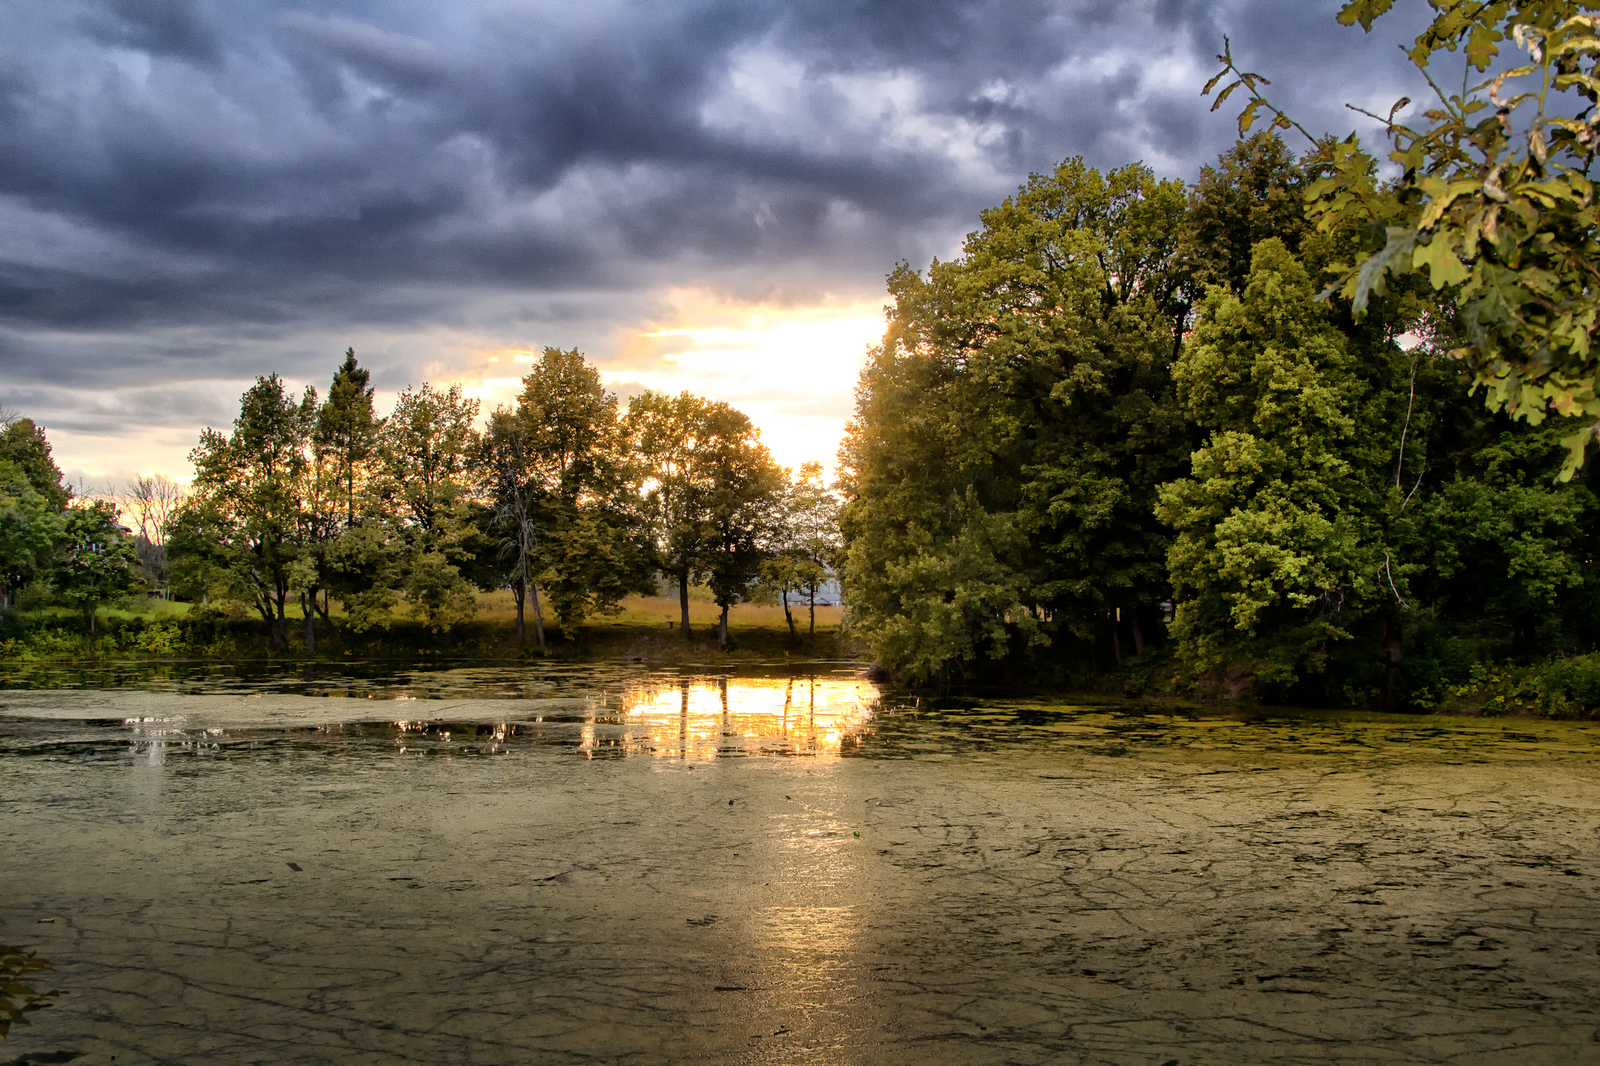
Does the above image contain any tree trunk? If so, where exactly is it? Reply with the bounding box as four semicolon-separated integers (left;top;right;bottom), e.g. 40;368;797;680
719;602;730;649
1130;612;1145;656
272;589;288;652
1384;617;1405;710
513;578;527;649
808;589;816;640
1111;610;1122;666
302;592;316;654
529;580;547;653
678;567;692;639
780;590;796;644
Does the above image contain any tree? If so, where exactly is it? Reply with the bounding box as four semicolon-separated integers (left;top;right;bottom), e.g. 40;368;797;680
625;391;715;639
1157;238;1376;685
300;351;398;637
314;349;380;526
480;407;548;650
1209;1;1600;475
773;462;840;641
1180;132;1310;296
173;375;316;650
0;459;63;611
509;347;650;635
51;501;139;631
120;474;186;600
375;382;482;626
839;159;1191;682
698;404;785;648
0;417;70;512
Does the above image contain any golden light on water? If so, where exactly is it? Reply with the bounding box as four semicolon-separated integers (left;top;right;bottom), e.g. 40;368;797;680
375;674;879;759
609;674;878;759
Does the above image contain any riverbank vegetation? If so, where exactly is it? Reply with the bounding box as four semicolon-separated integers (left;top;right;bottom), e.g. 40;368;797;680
837;2;1600;708
0;347;844;663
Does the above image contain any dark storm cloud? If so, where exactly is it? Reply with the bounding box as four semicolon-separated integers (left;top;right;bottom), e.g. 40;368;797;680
0;0;1427;412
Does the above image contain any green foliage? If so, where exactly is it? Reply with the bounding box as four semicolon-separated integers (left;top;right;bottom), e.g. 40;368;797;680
758;462;840;641
375;382;482;626
50;502;140;632
0;419;69;512
625;390;786;642
1210;1;1600;477
0;944;73;1055
1158;239;1374;683
174;374;316;648
840;158;1190;683
0;460;63;610
484;346;651;643
1181;133;1311;295
840;126;1600;703
314;348;379;526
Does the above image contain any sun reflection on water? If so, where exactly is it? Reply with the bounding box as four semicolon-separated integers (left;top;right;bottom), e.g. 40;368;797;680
373;674;877;759
82;671;882;765
600;674;877;759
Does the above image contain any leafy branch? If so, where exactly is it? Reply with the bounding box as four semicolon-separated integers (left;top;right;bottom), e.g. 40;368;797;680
1209;1;1600;479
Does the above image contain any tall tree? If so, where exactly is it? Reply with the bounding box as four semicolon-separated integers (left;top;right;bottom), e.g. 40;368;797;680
120;474;186;599
1179;132;1309;296
0;458;64;612
625;391;715;639
698;404;785;648
375;382;482;626
840;159;1191;682
480;407;548;650
767;461;840;641
315;349;380;526
171;375;315;650
512;347;649;632
0;417;70;511
1157;238;1376;685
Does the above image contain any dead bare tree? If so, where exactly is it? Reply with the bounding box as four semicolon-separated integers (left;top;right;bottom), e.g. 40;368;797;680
121;474;188;598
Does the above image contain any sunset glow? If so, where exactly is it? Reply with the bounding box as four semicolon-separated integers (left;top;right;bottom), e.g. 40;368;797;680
606;289;886;477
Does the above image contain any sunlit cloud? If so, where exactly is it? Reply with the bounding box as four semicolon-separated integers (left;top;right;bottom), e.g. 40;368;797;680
604;287;886;477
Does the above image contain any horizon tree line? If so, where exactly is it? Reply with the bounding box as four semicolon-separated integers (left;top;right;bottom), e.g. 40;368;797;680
156;346;841;652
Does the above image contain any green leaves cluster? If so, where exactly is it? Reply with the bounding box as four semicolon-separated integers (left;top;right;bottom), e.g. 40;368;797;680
840;159;1192;685
1210;0;1600;477
841;134;1600;699
0;417;140;624
625;389;787;646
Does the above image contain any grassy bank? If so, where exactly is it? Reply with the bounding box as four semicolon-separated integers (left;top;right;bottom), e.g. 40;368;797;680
0;593;860;668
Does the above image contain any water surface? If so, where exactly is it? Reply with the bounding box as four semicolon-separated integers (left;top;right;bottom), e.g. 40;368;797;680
5;661;1600;1064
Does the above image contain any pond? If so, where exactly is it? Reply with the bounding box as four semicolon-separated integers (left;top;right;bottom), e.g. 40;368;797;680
4;660;1600;1064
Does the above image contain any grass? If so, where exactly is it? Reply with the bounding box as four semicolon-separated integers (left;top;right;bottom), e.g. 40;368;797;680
37;590;842;634
2;591;857;666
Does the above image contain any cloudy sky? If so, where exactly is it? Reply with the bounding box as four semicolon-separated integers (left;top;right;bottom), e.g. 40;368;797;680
0;0;1432;487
